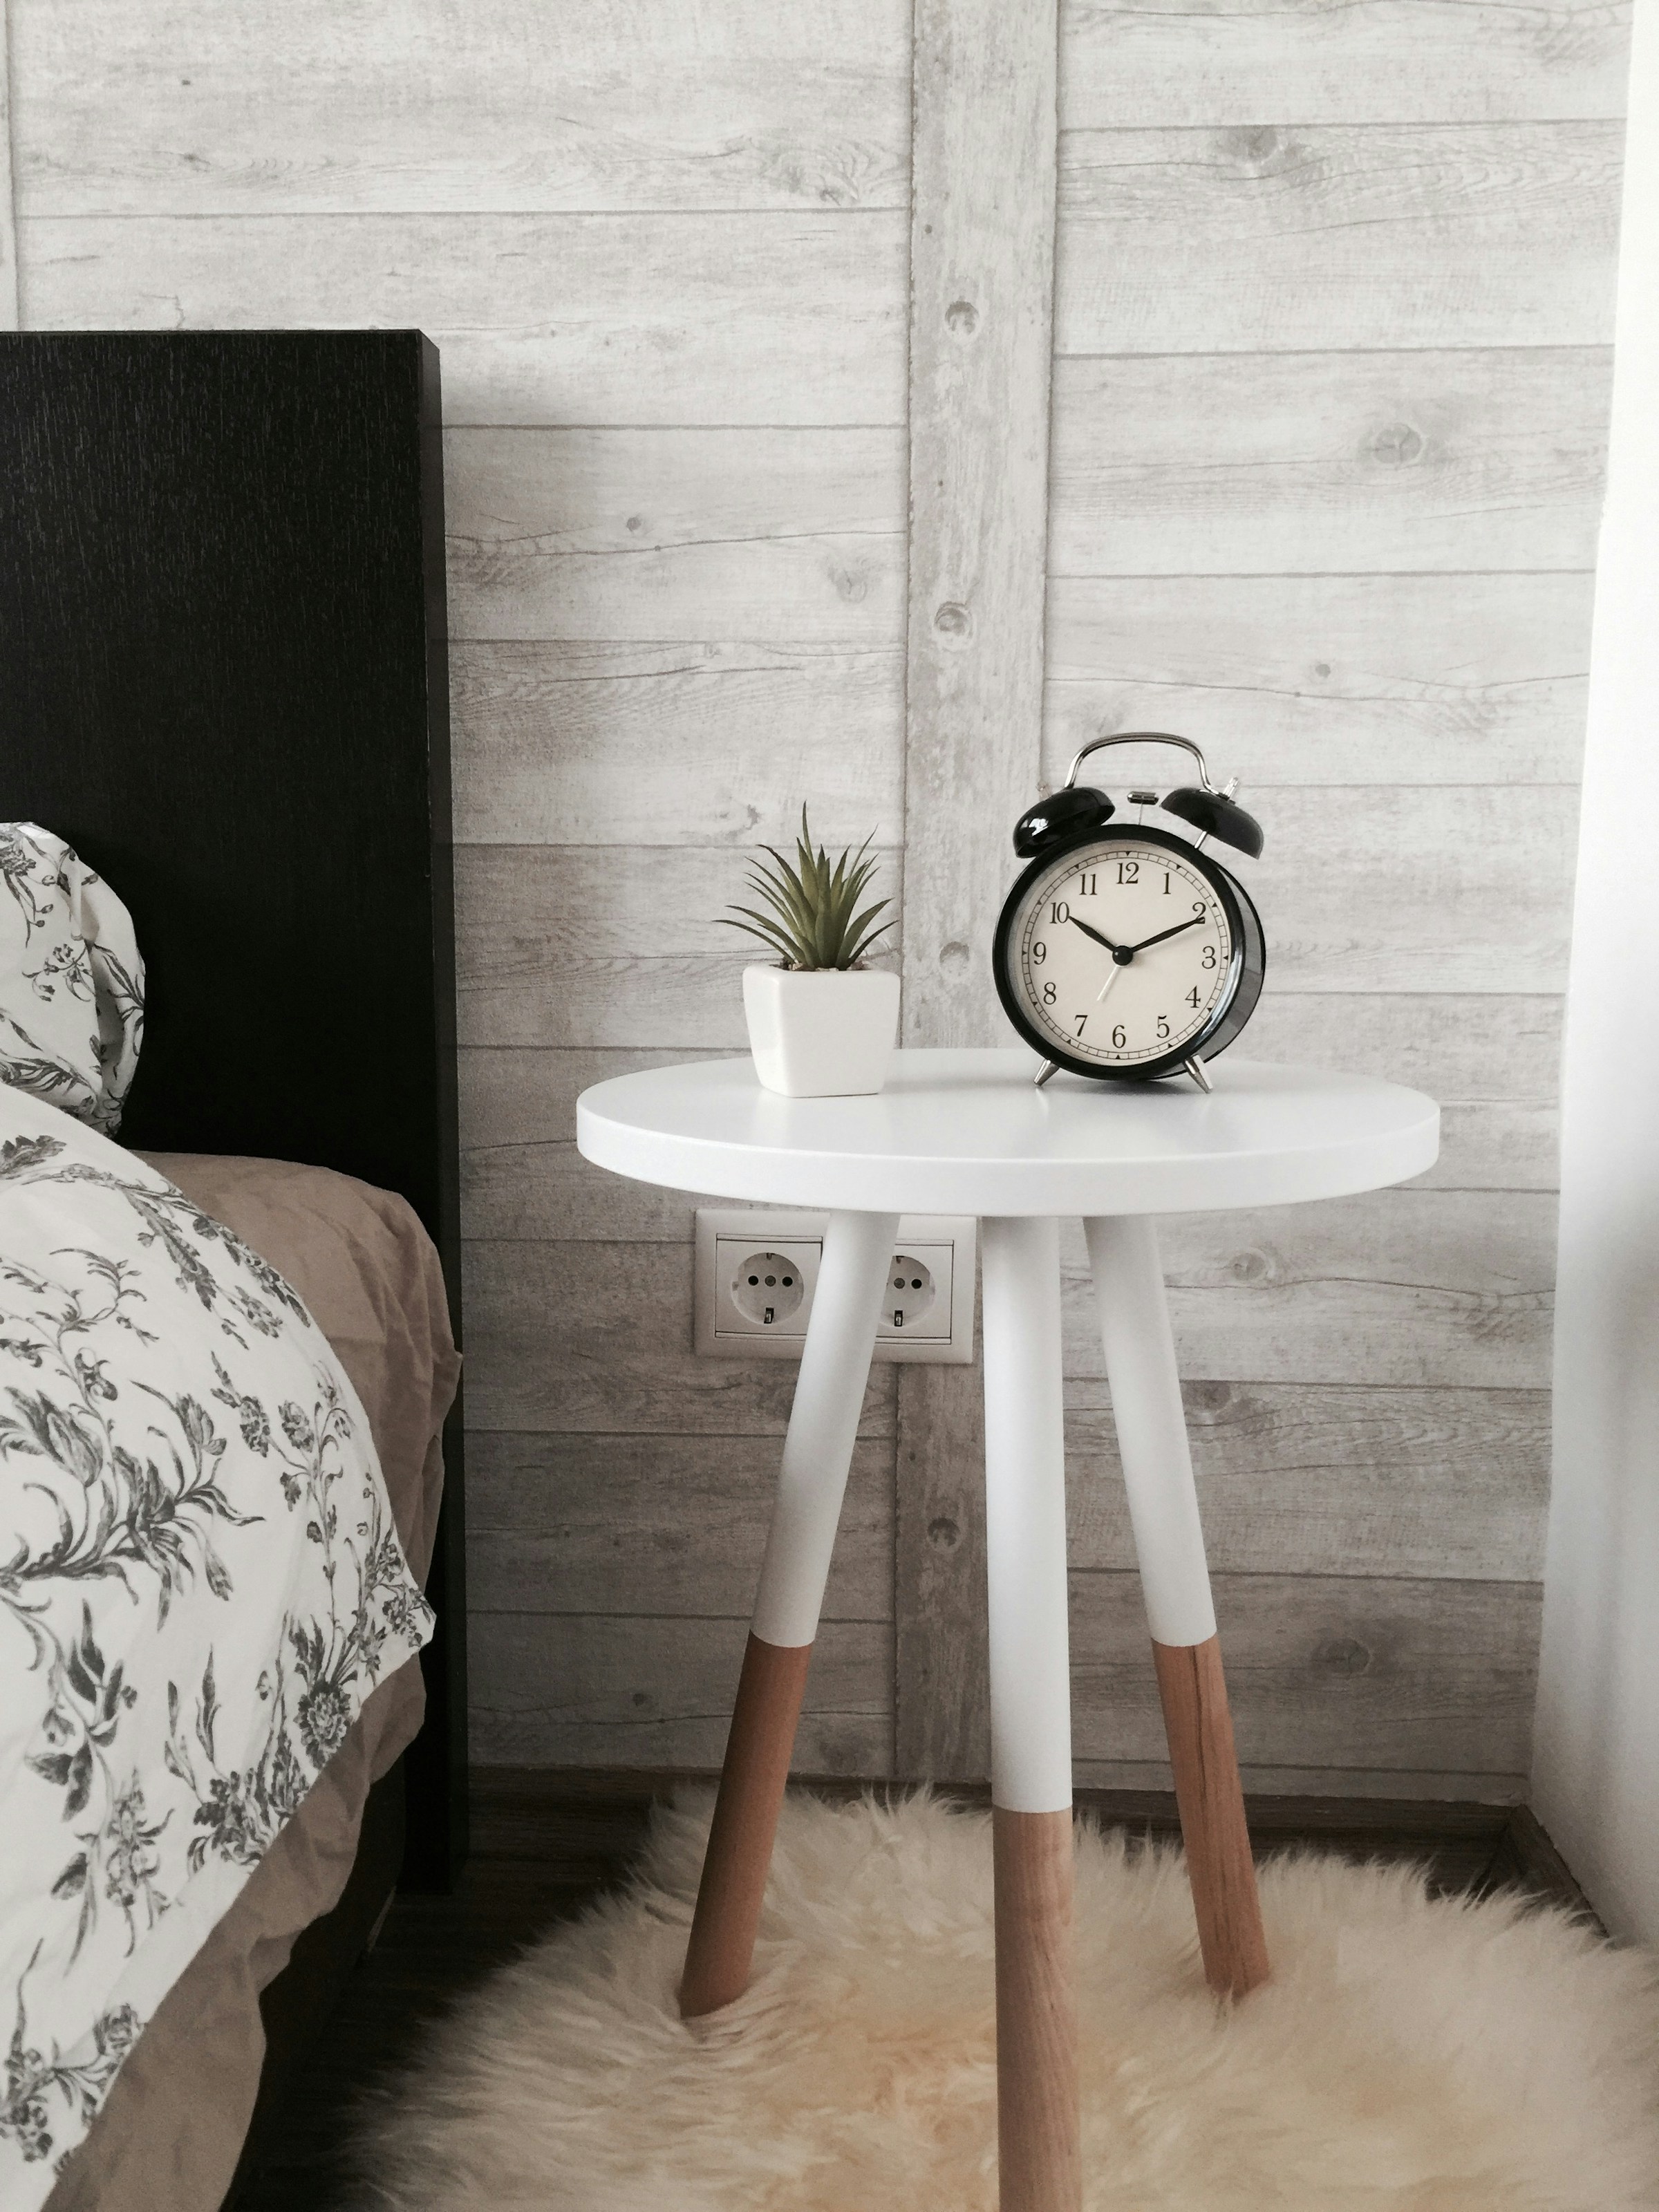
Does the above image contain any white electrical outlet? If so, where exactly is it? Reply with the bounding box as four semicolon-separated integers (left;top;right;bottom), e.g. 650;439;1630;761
693;1210;976;1362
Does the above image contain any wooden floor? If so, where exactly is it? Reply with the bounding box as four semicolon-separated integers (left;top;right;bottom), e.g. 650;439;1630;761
232;1769;1594;2211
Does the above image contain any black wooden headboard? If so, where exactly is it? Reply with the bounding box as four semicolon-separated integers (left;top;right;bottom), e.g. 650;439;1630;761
0;330;467;1886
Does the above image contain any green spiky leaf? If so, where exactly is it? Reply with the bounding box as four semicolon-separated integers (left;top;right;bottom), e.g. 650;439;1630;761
716;807;893;970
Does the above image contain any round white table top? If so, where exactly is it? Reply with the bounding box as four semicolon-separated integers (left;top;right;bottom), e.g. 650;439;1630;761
577;1049;1438;1217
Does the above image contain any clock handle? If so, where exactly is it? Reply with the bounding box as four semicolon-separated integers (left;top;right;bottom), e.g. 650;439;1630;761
1063;731;1220;794
1060;731;1264;861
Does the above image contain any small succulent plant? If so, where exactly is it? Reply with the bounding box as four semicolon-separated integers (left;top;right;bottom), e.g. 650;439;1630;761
720;809;893;971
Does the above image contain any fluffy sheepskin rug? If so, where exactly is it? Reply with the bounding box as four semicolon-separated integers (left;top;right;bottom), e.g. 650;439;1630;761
355;1789;1659;2211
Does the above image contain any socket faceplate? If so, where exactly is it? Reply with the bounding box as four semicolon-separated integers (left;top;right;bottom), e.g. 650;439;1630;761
693;1210;976;1362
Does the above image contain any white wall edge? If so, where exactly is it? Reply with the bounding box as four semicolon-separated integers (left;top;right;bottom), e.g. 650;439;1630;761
1531;0;1659;1938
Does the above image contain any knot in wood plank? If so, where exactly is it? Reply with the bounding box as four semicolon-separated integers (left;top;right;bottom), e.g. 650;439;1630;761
1371;422;1427;468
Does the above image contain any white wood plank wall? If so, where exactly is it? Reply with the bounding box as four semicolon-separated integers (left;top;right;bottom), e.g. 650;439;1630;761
1032;0;1625;1801
892;0;1629;1796
1;0;1630;1797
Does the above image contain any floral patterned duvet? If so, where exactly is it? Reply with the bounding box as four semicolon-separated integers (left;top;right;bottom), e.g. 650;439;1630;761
0;1091;434;2206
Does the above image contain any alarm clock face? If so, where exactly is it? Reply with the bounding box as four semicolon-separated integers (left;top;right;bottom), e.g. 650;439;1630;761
993;825;1259;1080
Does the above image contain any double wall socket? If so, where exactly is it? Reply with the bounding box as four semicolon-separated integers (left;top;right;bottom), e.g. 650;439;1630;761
693;1209;976;1363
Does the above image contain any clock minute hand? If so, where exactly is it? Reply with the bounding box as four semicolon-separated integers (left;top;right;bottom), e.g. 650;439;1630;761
1125;914;1207;955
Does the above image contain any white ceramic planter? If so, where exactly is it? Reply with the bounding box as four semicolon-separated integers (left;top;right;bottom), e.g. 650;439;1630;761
742;964;900;1098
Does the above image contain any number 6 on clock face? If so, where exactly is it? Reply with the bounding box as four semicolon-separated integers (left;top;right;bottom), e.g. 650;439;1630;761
992;823;1265;1084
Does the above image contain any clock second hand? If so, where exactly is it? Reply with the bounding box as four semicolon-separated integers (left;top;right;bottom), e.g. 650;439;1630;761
1061;912;1127;1005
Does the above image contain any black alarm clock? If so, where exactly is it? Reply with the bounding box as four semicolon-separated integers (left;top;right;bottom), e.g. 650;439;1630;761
992;733;1266;1091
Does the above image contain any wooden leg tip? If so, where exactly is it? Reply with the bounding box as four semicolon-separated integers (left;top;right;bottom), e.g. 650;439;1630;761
678;1635;813;2023
677;1974;739;2023
1152;1635;1271;2001
993;1808;1082;2212
1211;1948;1271;2003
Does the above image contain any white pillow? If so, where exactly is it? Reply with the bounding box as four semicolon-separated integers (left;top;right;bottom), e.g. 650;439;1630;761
0;823;145;1135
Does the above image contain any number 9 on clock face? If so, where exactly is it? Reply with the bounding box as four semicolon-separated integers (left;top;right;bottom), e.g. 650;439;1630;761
991;824;1265;1083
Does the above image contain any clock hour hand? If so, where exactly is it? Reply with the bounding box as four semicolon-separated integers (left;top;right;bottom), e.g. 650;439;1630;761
1065;913;1121;953
1125;914;1207;955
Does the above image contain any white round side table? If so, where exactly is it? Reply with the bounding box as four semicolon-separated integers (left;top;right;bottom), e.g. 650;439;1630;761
578;1047;1438;2212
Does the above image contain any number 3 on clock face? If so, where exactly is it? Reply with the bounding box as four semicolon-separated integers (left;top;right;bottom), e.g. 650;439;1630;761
991;824;1265;1083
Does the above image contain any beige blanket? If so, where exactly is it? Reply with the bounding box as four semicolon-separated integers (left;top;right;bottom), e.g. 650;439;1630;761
44;1154;460;2212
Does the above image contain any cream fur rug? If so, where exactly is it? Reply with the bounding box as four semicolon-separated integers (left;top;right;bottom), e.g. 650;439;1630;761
356;1790;1659;2211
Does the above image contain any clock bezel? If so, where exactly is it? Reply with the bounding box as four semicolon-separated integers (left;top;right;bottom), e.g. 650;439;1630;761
992;822;1265;1082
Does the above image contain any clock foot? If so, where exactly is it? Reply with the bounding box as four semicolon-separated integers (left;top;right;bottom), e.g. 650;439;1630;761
1183;1056;1213;1094
1033;1060;1061;1089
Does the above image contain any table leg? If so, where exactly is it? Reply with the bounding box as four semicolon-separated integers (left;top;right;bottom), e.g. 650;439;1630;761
982;1217;1081;2212
679;1208;898;2020
1084;1214;1269;1998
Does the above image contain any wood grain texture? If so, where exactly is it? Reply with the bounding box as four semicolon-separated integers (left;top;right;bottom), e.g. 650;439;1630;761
467;1432;894;1620
895;1360;991;1780
1059;1190;1558;1389
1065;1382;1549;1581
460;845;807;959
462;1237;900;1436
454;843;901;1049
445;428;906;641
680;1633;815;2018
467;1571;1538;1787
469;1613;894;1773
1240;993;1562;1104
0;0;17;330
9;0;909;215
846;1571;1535;1790
1152;1635;1270;1996
460;1047;735;1241
1060;0;1632;127
1044;572;1594;787
1412;1101;1561;1192
1071;1571;1539;1779
1230;788;1574;995
1057;123;1621;354
1241;995;1564;1192
462;954;750;1052
1236;787;1576;993
1074;1759;1528;1800
452;901;891;1053
993;1808;1082;2212
22;212;907;425
1049;349;1611;575
451;642;903;845
904;0;1058;1047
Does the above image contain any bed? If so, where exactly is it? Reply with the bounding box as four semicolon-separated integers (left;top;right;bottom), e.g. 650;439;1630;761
0;330;462;2209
